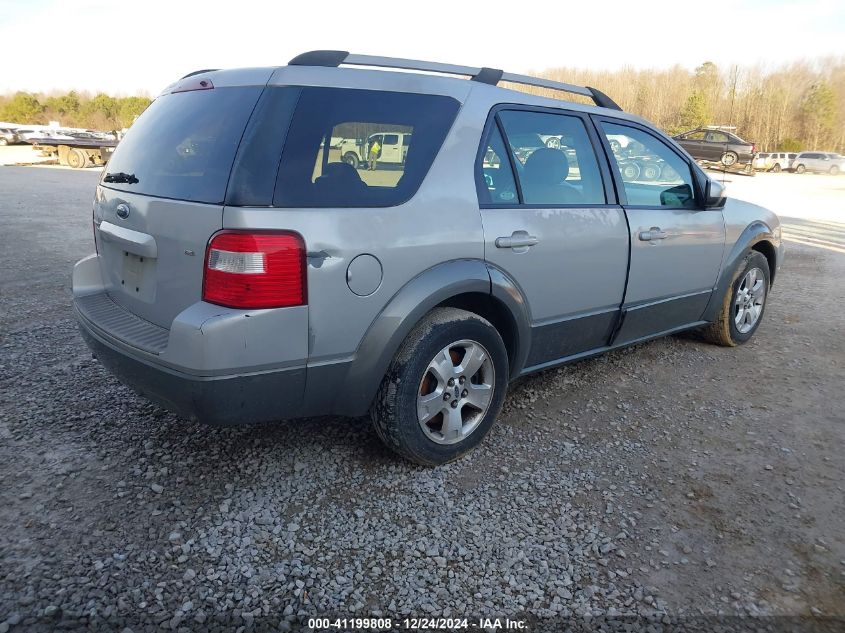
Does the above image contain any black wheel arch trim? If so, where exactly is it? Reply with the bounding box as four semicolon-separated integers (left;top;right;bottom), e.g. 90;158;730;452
326;259;532;418
701;222;778;323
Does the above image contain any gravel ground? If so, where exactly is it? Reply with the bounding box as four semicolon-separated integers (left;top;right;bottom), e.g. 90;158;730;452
0;166;843;631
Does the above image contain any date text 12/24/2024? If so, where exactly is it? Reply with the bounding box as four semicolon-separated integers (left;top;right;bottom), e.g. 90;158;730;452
308;618;527;630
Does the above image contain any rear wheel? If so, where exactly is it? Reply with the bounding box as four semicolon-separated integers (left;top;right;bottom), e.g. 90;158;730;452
795;164;806;174
721;151;738;167
771;163;782;173
371;307;508;466
830;165;840;176
0;138;7;146
700;251;770;346
342;152;359;168
66;148;87;169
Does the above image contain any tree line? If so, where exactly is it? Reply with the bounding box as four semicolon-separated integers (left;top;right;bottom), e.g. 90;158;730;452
0;91;152;131
518;58;844;152
1;58;842;151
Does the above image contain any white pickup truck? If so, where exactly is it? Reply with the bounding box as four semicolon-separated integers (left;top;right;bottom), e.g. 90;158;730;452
334;132;412;168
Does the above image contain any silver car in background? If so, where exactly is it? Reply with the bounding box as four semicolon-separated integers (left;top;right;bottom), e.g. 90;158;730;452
72;51;783;465
792;151;845;175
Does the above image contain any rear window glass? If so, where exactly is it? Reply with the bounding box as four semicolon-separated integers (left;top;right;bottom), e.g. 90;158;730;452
101;87;262;204
274;88;459;208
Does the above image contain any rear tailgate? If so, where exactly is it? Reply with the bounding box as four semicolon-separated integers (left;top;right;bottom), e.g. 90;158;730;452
94;77;268;329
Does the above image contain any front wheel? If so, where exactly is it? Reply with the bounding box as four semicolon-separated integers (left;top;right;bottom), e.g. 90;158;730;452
342;152;359;168
700;251;770;346
0;138;7;146
371;307;509;466
830;165;840;176
795;164;806;174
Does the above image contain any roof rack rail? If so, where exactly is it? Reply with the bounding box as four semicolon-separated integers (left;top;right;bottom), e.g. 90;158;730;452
287;50;622;111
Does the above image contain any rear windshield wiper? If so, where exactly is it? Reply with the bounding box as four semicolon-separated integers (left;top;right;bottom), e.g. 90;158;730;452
103;172;139;184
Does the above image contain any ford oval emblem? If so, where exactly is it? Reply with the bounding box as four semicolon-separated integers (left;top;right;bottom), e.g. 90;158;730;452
116;203;130;219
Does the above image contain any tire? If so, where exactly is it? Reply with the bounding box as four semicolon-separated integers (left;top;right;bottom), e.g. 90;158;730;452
342;152;359;168
0;138;7;146
700;251;770;347
545;137;561;149
371;307;509;466
620;162;640;181
66;148;87;169
721;151;738;167
771;163;781;173
795;164;806;174
641;162;661;181
830;165;840;176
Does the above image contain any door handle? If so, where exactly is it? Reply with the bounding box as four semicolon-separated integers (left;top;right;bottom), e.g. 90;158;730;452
98;220;158;258
495;231;539;249
638;227;668;242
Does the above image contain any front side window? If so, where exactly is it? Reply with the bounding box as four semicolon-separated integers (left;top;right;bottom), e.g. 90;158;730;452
685;131;707;140
600;122;697;208
274;88;459;207
497;110;606;205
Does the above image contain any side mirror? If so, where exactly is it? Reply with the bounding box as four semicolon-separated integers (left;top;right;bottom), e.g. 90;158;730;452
660;184;695;207
704;179;726;209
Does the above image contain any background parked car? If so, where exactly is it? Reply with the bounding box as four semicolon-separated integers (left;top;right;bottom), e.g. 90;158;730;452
0;127;22;145
673;127;756;168
753;152;797;172
791;152;845;175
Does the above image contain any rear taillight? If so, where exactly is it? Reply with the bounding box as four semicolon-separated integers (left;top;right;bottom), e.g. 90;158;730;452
202;231;306;309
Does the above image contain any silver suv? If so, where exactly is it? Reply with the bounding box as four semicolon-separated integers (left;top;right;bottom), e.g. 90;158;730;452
791;152;844;175
73;51;783;465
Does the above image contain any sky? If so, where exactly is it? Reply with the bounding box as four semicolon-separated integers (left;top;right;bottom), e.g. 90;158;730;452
1;0;844;95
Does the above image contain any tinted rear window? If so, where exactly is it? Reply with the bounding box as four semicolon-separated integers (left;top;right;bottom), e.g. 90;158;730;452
273;88;460;208
101;87;262;204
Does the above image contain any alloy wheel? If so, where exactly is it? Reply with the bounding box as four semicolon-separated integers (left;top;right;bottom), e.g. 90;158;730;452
416;339;495;445
734;267;766;334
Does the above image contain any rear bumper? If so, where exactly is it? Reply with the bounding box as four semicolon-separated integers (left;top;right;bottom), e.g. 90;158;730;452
76;307;306;425
72;253;308;425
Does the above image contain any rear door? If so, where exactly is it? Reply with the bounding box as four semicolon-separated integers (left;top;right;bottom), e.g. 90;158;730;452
705;130;730;161
478;107;629;370
94;83;265;328
595;118;726;342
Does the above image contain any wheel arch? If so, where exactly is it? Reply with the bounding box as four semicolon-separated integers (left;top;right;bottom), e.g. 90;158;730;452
327;259;531;418
751;239;777;286
701;222;778;323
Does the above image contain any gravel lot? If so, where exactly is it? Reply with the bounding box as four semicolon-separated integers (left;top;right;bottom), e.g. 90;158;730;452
0;166;843;631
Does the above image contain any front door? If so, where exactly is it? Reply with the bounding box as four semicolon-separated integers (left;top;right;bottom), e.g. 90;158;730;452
595;119;726;343
379;133;403;163
478;108;629;370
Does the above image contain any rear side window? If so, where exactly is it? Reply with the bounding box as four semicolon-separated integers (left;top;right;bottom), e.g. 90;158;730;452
478;126;518;205
496;110;606;205
102;87;263;204
274;88;459;208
